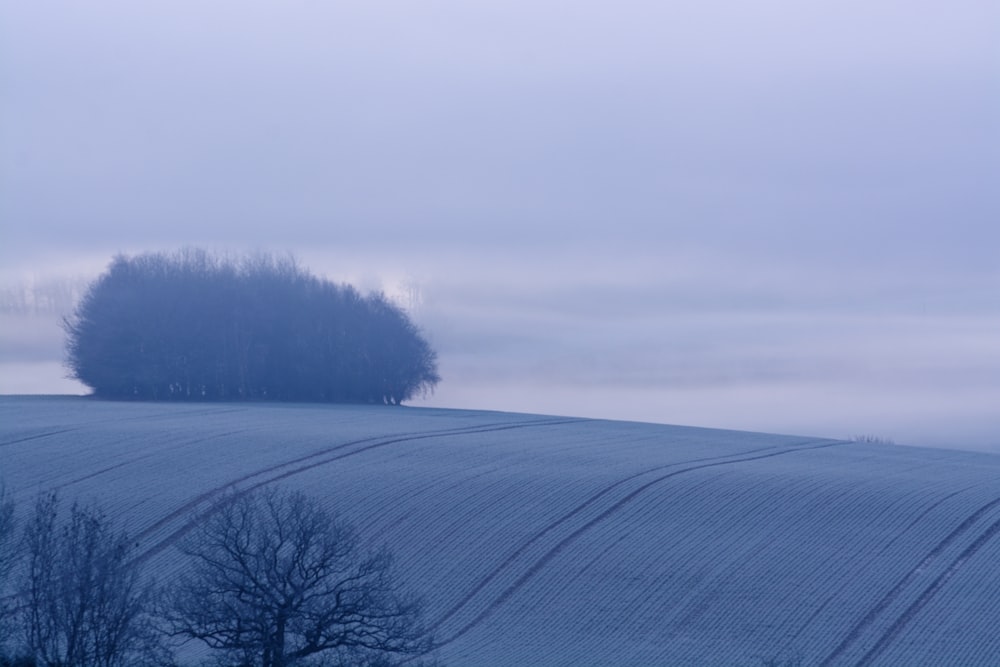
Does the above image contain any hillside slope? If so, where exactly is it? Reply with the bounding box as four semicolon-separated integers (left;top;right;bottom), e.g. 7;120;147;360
2;396;999;666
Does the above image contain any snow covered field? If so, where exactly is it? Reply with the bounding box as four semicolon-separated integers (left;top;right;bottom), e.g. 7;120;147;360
3;396;1000;666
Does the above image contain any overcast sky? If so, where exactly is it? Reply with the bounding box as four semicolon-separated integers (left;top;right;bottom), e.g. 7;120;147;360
1;0;998;449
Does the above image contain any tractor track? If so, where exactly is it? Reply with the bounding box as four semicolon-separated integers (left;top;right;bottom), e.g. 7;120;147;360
0;406;250;449
787;485;972;646
430;438;848;647
131;417;585;564
56;430;252;491
424;440;813;636
817;493;1000;667
0;428;81;448
854;513;1000;667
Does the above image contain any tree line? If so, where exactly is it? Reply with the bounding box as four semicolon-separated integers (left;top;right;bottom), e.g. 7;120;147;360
64;250;440;405
0;485;437;667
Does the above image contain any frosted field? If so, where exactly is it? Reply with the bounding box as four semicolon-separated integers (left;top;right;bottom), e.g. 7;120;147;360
3;396;1000;666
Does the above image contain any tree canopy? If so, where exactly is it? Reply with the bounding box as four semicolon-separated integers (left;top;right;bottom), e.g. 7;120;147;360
166;488;431;667
64;250;440;404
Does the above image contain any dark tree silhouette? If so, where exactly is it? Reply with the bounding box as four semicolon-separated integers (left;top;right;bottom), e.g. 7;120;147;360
64;250;440;404
165;488;431;667
0;484;16;651
18;493;165;667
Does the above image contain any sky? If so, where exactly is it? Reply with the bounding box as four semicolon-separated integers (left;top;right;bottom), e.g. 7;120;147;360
1;0;998;450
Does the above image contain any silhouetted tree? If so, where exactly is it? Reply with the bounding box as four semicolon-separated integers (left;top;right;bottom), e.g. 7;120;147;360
164;488;431;667
0;484;17;656
18;493;166;667
64;250;440;404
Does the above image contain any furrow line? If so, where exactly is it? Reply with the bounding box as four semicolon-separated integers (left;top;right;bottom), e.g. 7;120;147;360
132;418;585;563
58;430;252;491
133;417;574;543
817;494;1000;667
432;439;846;646
365;466;503;545
0;428;80;448
854;514;1000;667
788;485;973;647
723;474;949;652
662;470;826;635
729;474;958;653
599;471;748;640
424;442;810;635
131;406;249;421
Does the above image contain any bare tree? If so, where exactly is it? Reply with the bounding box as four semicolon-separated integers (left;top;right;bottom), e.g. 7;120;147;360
20;493;166;667
165;488;432;667
0;486;15;577
0;484;18;655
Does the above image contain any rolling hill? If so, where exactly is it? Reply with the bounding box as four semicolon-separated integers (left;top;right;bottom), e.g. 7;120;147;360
2;395;999;666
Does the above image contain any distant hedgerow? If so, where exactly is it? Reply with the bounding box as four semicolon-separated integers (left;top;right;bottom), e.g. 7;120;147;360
849;434;896;445
64;249;439;404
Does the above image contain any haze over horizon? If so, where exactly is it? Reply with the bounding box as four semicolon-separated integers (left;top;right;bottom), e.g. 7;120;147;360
1;1;997;450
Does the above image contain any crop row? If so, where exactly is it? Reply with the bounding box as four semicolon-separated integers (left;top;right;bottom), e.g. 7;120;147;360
4;397;1000;666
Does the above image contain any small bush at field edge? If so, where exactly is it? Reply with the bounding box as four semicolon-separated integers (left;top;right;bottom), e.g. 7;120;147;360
849;434;896;445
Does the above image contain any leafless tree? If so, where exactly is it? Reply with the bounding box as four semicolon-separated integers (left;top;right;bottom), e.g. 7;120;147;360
19;492;167;667
0;484;18;655
165;488;432;667
0;486;15;576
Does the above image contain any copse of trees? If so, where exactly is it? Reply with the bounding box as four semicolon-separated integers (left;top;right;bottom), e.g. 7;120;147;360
64;250;440;404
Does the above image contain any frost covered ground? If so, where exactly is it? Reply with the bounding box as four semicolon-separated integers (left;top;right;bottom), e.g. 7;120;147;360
3;396;1000;666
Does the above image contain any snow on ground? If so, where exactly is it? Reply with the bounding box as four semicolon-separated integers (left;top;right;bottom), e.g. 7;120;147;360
3;396;1000;666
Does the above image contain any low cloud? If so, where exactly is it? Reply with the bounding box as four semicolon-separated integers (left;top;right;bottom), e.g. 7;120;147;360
1;0;996;450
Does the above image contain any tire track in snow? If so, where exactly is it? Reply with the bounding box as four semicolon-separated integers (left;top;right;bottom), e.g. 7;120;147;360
427;462;753;638
854;514;1000;667
132;417;585;564
430;438;847;647
56;430;253;491
0;428;81;448
664;470;827;637
0;406;249;449
787;486;971;646
817;494;1000;667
